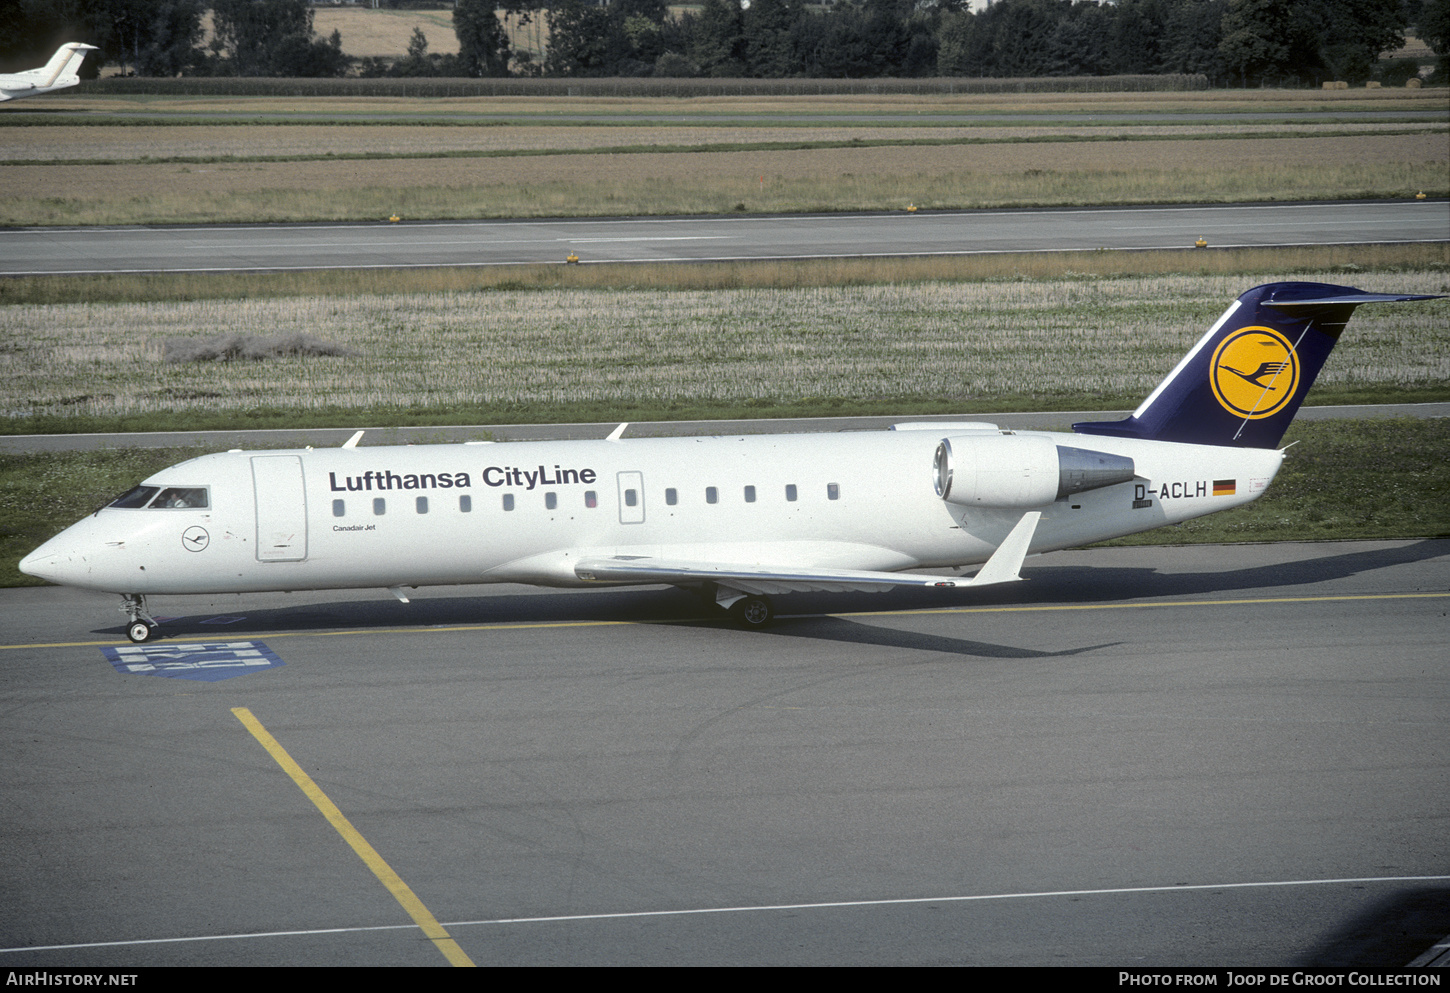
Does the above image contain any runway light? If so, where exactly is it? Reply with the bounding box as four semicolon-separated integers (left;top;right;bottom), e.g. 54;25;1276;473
566;253;580;264
389;214;401;223
1195;237;1208;248
1416;191;1427;200
907;203;917;213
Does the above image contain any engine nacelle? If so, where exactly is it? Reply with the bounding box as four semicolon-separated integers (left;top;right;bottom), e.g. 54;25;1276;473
933;435;1135;508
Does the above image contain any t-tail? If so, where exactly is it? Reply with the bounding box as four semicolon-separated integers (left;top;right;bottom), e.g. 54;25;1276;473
1073;281;1441;449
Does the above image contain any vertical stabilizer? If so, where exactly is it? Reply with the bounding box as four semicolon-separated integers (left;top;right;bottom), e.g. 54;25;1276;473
1073;282;1440;449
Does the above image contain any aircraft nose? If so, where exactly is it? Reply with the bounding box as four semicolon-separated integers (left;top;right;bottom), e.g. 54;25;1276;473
19;542;66;583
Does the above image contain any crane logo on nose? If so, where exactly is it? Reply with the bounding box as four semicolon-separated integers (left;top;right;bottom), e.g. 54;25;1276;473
182;526;210;552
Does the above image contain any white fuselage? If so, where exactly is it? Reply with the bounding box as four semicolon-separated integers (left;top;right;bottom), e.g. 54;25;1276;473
21;428;1283;597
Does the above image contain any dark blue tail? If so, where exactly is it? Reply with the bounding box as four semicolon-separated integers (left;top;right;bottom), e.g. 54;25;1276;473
1073;282;1440;449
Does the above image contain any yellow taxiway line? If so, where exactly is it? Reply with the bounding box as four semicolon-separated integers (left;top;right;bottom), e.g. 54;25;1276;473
1;591;1446;651
230;706;475;968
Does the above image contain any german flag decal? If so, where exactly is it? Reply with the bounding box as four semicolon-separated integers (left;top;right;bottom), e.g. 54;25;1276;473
1213;479;1236;496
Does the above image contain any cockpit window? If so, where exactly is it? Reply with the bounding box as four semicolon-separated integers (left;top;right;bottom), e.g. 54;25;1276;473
110;485;159;509
151;487;209;509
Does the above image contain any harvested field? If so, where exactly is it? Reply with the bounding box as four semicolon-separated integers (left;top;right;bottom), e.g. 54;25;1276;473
311;8;461;57
3;274;1444;421
2;133;1443;225
2;122;1443;163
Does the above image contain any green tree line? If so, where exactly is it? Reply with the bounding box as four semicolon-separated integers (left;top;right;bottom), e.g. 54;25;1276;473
1;0;1443;86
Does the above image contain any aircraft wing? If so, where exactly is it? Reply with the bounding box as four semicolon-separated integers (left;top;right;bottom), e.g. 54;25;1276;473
575;511;1041;593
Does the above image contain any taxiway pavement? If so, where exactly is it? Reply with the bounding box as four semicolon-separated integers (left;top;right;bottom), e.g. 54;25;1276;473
2;402;1445;454
1;539;1446;966
3;200;1446;276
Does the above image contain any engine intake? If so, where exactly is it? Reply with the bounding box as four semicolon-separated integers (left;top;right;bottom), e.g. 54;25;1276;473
934;436;1135;508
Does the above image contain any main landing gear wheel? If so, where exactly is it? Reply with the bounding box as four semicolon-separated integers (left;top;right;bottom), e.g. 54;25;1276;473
729;595;774;630
127;621;153;644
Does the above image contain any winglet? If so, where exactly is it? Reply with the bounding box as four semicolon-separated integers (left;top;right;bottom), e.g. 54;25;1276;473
342;430;364;449
606;423;628;442
963;511;1040;587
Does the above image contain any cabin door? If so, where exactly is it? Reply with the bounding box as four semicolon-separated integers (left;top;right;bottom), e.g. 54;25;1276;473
617;471;645;524
252;455;309;562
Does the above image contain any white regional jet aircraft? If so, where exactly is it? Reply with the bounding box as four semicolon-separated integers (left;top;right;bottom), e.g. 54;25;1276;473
0;43;97;102
19;282;1439;642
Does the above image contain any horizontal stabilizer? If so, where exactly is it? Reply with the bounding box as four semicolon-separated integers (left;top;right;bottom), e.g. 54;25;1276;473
1263;291;1443;309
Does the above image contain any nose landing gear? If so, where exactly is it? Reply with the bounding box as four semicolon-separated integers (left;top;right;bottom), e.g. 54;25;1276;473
120;594;158;643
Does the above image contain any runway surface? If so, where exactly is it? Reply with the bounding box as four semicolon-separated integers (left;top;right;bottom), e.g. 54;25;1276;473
1;539;1446;966
2;200;1446;275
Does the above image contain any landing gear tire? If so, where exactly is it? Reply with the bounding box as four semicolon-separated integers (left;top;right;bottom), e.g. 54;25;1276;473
729;595;774;630
120;594;157;643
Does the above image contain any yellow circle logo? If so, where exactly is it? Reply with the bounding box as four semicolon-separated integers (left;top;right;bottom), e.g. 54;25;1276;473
1210;326;1299;419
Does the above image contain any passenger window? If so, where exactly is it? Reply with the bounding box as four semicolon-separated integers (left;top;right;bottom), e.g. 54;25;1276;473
785;484;797;502
827;483;840;501
373;498;386;515
624;489;638;507
585;490;597;508
665;488;677;506
416;496;429;514
706;486;718;504
332;499;345;518
545;492;557;510
503;493;515;511
744;485;756;503
152;487;209;509
110;485;158;509
459;495;471;513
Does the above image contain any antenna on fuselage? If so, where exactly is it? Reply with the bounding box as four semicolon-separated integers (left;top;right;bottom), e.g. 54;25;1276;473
606;423;628;442
342;430;365;448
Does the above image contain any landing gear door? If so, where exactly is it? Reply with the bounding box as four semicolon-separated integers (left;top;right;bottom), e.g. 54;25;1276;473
252;455;308;562
617;471;645;524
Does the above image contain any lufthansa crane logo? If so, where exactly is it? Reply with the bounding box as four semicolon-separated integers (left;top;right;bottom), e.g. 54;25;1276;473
1210;326;1300;420
182;526;210;552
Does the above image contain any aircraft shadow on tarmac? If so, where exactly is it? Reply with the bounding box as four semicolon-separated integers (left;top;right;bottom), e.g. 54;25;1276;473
105;538;1447;643
1297;886;1450;967
752;616;1124;660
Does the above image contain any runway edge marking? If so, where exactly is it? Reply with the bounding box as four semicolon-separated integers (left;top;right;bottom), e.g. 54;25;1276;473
4;874;1448;957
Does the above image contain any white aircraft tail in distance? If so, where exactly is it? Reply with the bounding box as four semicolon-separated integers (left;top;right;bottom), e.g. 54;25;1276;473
18;282;1441;642
0;43;97;102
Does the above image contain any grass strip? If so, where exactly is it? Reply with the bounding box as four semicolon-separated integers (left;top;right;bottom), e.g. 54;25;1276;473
3;418;1445;588
2;126;1443;168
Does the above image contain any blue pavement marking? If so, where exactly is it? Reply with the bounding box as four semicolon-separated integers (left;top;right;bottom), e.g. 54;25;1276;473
102;641;284;682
